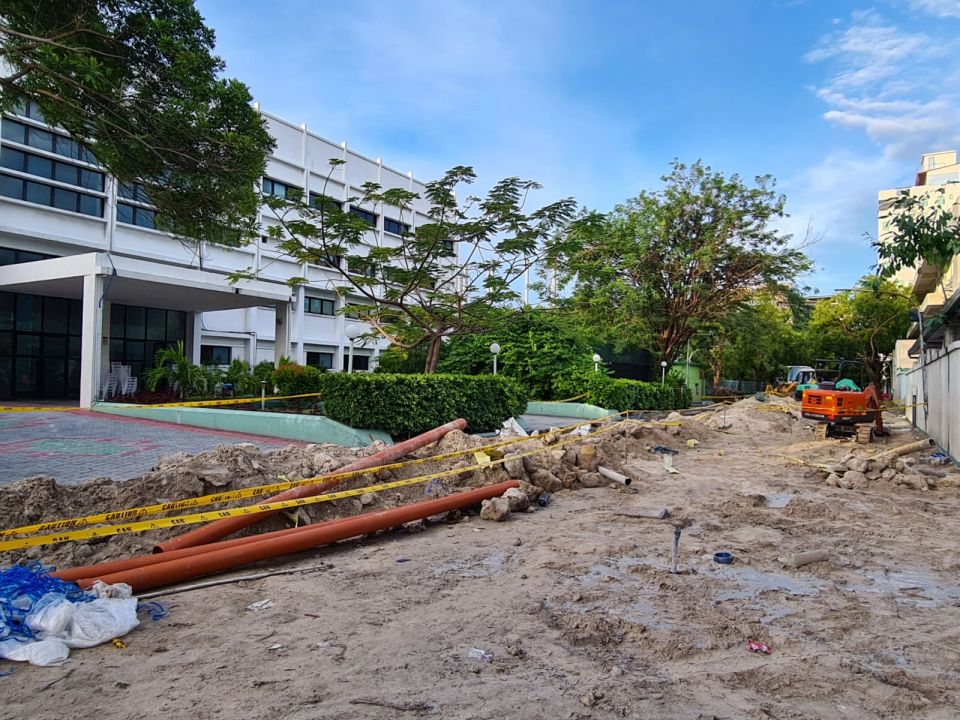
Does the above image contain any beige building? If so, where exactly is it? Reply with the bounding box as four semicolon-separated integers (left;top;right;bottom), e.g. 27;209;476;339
880;150;960;461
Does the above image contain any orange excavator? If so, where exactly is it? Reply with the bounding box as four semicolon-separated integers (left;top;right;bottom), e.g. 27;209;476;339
801;381;886;444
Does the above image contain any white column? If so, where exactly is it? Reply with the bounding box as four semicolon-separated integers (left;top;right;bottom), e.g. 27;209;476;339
190;312;203;364
79;273;105;408
274;301;291;363
293;285;306;364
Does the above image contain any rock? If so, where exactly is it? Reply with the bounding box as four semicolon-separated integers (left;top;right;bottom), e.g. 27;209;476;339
562;447;578;467
580;472;607;488
843;470;869;488
825;473;842;487
866;470;881;481
837;475;855;490
925;476;938;490
897;473;928;491
845;459;870;474
828;463;848;474
894;459;906;472
665;412;682;436
939;476;960;488
528;468;563;493
479;497;511;521
502;487;530;512
902;457;917;467
916;466;947;478
359;493;375;506
503;455;527;480
519;481;542;503
881;467;898;480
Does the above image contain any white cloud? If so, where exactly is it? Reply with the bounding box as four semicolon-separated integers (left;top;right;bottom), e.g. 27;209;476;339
909;0;960;17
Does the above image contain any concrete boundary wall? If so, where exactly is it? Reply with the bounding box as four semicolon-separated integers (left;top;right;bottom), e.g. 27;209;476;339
93;403;393;448
894;340;959;461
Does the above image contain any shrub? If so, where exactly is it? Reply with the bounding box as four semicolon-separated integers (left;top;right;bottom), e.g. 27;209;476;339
318;373;528;437
271;359;325;396
253;360;275;384
583;375;690;411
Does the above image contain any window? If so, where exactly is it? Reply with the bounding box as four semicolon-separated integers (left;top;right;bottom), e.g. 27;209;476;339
384;218;410;236
0;247;53;266
306;351;334;369
349;206;377;226
117;203;157;229
343;353;370;371
350;261;377;278
262;177;299;201
344;304;370;319
0;173;103;216
0;147;104;191
200;345;231;365
309;193;342;215
305;297;335;316
321;254;342;269
119;182;152;204
0;119;98;165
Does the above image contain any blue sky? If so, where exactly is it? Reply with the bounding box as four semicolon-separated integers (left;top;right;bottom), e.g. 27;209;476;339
197;0;960;293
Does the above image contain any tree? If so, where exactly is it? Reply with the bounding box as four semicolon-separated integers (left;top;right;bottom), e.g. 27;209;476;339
549;160;811;364
231;163;576;372
437;308;595;400
805;276;912;388
0;0;274;242
146;341;205;399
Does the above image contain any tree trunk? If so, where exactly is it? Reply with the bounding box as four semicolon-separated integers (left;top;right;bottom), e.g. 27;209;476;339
423;336;442;374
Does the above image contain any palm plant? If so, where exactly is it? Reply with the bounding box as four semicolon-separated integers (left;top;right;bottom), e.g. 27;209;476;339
146;341;206;399
223;358;257;395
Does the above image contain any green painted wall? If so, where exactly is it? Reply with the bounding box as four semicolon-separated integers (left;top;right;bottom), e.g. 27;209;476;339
94;403;393;447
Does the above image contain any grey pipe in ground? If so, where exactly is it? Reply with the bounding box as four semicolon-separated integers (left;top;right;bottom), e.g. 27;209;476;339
598;466;632;486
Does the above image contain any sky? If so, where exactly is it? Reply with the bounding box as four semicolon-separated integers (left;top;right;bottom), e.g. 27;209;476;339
196;0;960;294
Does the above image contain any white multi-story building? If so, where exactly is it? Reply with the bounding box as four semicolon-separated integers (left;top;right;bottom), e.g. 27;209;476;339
0;103;436;406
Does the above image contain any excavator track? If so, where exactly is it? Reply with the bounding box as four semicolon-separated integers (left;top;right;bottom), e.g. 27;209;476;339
856;424;874;444
814;423;829;440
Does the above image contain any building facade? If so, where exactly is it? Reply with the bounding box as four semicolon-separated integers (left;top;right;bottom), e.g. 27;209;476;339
880;150;960;460
0;103;436;405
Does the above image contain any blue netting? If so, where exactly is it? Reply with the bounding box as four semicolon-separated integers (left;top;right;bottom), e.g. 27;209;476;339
137;601;167;622
0;562;93;642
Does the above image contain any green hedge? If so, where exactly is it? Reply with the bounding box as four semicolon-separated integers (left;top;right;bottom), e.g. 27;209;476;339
583;374;691;411
318;373;528;437
271;360;325;396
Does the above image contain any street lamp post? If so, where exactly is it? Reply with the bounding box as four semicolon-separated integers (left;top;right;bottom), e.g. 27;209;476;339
592;353;602;372
345;324;362;374
908;309;928;427
490;342;501;375
660;360;668;386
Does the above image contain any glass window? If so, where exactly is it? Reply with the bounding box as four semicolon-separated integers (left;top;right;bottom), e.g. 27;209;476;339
16;334;40;356
26;127;53;153
146;308;166;340
68;300;82;337
200;345;231;365
78;169;103;191
78;194;102;217
15;358;36;393
44;336;66;356
309;193;341;214
0;250;14;267
53;187;78;212
305;297;335;316
0;147;25;171
166;310;185;341
1;119;26;144
25;154;53;179
0;331;11;355
109;338;123;360
116;203;134;224
350;207;377;226
0;293;13;329
24;181;50;205
0;174;22;200
306;351;334;369
343;354;370;371
384;218;410;235
125;306;146;339
134;207;156;229
43;297;68;334
110;305;124;338
15;295;41;332
125;340;145;361
54;162;78;185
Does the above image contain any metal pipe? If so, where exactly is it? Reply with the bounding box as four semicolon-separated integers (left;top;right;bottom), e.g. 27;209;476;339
597;466;632;486
153;418;468;553
81;481;519;593
870;437;935;463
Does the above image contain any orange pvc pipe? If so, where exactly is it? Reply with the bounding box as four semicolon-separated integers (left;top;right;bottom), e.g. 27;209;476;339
80;481;519;593
53;524;316;582
153;418;468;553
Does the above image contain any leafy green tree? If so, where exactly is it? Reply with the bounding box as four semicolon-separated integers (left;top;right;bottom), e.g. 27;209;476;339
437;309;595;400
721;297;803;384
549;160;810;364
146;341;205;399
805;276;912;388
0;0;274;242
221;358;257;395
231;164;576;372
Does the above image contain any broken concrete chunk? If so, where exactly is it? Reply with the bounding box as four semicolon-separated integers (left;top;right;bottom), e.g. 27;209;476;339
580;472;607;488
528;468;563;493
845;459;870;474
577;445;599;472
843;470;868;488
825;473;842;487
502;487;530;513
480;497;511;522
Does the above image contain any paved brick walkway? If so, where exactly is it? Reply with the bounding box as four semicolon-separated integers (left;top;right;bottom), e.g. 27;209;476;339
0;410;301;486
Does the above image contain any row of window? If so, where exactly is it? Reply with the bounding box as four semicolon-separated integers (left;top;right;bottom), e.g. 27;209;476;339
306;351;369;371
0;247;53;267
0;173;103;216
1;118;98;166
117;202;157;229
119;182;152;205
1;147;104;191
305;297;336;316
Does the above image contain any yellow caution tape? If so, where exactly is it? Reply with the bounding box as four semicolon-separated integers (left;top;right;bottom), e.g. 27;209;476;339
0;418;631;552
126;392;324;409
